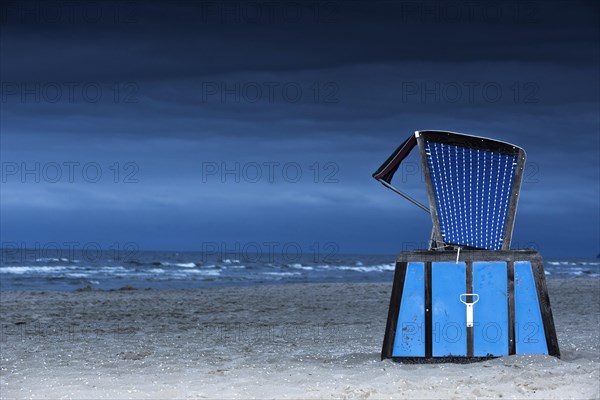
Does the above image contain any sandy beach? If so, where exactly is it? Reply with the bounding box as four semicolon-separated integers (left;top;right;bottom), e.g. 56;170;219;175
1;278;598;399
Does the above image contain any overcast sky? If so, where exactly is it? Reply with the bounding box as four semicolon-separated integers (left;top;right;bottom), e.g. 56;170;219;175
1;0;598;257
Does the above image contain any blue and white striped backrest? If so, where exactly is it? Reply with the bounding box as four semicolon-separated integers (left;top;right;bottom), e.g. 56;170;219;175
417;131;526;251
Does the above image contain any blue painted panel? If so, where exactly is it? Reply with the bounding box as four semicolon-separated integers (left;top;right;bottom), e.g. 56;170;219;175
473;262;508;356
515;261;548;354
392;262;425;357
432;262;466;356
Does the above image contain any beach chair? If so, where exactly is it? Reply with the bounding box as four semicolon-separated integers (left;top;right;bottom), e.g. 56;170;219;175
373;130;559;361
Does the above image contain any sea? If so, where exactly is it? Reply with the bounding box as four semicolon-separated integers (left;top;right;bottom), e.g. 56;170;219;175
1;249;598;291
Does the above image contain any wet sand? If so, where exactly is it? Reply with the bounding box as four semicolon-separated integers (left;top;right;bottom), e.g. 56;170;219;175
1;279;598;399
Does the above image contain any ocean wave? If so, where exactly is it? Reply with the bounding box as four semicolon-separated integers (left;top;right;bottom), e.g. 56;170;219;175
264;272;301;277
35;257;72;263
65;273;90;278
335;264;396;273
175;262;197;268
547;261;600;266
287;263;314;271
98;266;129;273
181;269;221;276
547;261;578;266
0;266;72;274
149;268;166;274
161;262;198;268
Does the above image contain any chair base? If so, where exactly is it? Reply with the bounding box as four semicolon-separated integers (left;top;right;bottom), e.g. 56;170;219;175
381;249;560;361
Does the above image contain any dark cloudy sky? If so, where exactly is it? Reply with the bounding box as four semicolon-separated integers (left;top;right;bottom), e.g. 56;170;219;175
1;0;598;257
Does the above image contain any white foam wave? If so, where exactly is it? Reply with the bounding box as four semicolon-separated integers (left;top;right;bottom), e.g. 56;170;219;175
335;264;396;273
175;262;197;268
548;261;600;266
0;266;71;274
264;272;301;277
547;261;578;266
35;257;72;263
66;273;90;278
98;266;128;273
181;269;221;276
288;263;314;271
149;268;166;274
161;262;197;268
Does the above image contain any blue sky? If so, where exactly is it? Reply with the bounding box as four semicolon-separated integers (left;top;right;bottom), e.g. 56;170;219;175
1;1;599;257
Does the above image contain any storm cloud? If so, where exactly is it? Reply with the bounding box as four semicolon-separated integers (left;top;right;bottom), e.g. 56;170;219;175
1;0;598;256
